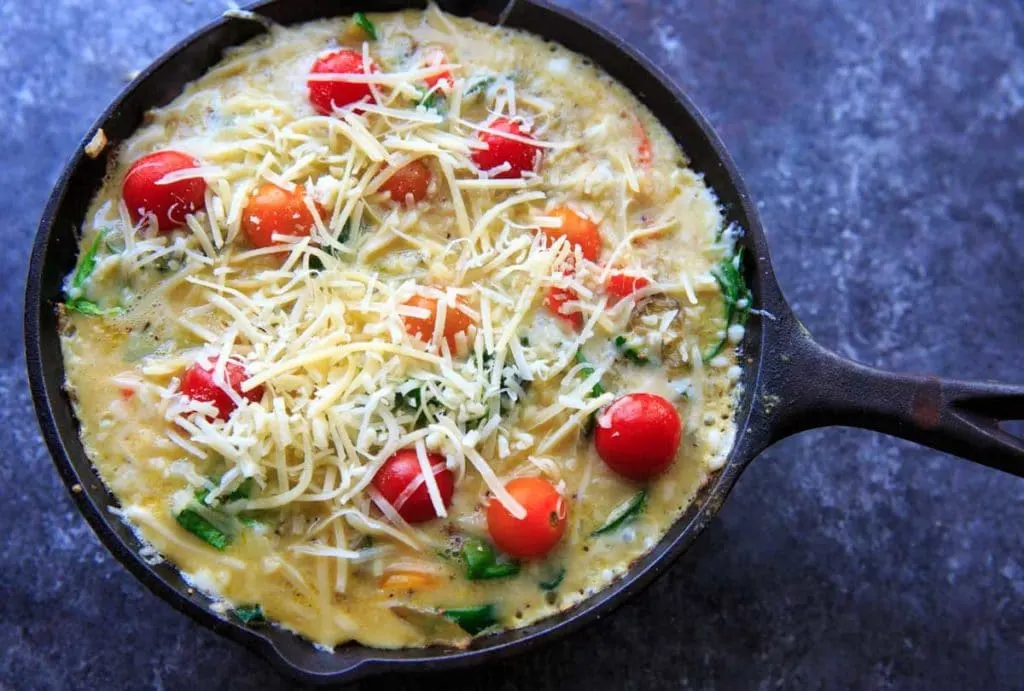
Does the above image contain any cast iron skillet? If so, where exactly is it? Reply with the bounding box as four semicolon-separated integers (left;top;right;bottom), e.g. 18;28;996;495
24;0;1024;684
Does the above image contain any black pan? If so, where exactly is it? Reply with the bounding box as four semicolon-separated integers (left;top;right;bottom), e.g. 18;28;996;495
24;0;1024;685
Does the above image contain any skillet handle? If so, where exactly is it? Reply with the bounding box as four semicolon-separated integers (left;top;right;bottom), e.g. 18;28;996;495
759;306;1024;477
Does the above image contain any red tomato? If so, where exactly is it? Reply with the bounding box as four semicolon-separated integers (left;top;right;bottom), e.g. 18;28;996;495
372;449;454;523
402;294;475;352
308;49;377;115
241;184;318;248
122;150;206;231
540;207;602;263
487;477;567;559
471;117;541;179
632;117;652;167
595;393;682;479
605;273;651;302
180;359;264;420
545;286;583;330
382;160;431;204
423;48;453;92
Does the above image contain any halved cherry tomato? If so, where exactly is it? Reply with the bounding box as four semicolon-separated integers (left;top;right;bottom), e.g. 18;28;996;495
180;359;264;420
241;183;318;248
372;449;455;524
540;207;602;263
122;150;206;231
486;477;567;559
471;117;541;179
595;392;682;479
545;286;583;330
605;273;651;302
308;49;377;115
423;48;453;92
402;294;475;352
382;160;431;204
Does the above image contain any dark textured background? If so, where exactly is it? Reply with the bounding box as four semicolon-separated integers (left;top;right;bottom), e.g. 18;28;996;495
2;0;1022;689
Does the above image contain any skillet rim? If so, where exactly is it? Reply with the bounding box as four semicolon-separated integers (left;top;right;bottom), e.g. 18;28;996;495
24;0;778;683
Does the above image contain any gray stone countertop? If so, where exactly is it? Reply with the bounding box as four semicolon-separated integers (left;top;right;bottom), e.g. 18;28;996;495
1;1;1022;688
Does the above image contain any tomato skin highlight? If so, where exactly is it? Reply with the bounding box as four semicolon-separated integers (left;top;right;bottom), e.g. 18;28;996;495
241;184;318;248
605;273;651;302
308;49;376;114
181;359;264;420
545;286;583;330
372;449;454;523
382;160;431;204
486;477;567;559
541;207;602;263
471;117;540;179
402;294;475;352
595;393;682;480
122;150;206;231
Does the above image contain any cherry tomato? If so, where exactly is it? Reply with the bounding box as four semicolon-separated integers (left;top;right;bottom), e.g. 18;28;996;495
423;48;453;92
372;449;455;524
308;49;377;115
122;150;206;231
605;273;651;302
180;358;264;420
486;477;567;559
241;183;318;248
382;160;431;204
402;294;475;352
540;207;602;263
595;393;682;479
471;117;541;179
545;286;583;330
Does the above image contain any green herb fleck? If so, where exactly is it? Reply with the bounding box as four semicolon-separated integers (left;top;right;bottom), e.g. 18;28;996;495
175;509;230;550
539;567;566;591
353;12;377;40
462;538;520;580
592;490;647;536
234;604;266;624
442;604;498;635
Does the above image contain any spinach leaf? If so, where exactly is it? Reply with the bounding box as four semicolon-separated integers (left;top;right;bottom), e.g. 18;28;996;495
234;604;266;624
309;222;351;271
175;509;230;550
614;335;649;365
463;75;496;99
462;538;520;580
66;299;121;316
592;490;647;536
69;232;103;293
538;567;566;591
482;350;528;412
353;11;377;40
417;89;445;112
64;231;122;316
399;384;443;429
573;350;606;397
442;604;498;635
702;249;751;363
573;350;605;436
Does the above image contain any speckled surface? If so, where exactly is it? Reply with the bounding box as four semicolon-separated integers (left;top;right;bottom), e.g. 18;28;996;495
2;1;1022;688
